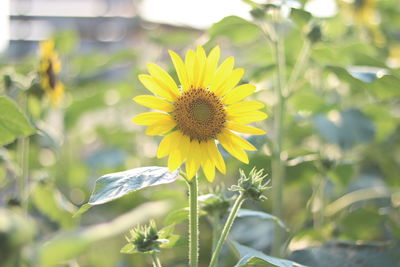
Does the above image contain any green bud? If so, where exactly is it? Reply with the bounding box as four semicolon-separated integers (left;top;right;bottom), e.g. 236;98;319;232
230;168;270;201
307;25;322;43
250;8;265;20
124;220;168;254
199;185;231;217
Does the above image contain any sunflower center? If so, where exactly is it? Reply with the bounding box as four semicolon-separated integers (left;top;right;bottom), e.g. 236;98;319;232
46;60;57;90
174;88;226;142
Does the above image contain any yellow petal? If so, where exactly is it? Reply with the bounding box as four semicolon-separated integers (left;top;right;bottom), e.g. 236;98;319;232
185;49;196;89
215;68;244;97
209;57;234;92
186;140;201;180
168;132;184;171
222;84;256;105
169;50;189;91
145;119;176;136
202;156;216;182
195;46;207;89
227;111;268;124
147;63;179;96
221;129;256;151
226;122;266;135
203;46;220;88
157;131;180;158
217;131;249;164
133;95;175;112
138;74;176;102
226;100;265;114
132;112;171;125
206;141;226;174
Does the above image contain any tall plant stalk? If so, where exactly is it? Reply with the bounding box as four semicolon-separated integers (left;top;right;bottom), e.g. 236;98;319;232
271;11;287;257
17;94;30;214
187;176;199;267
209;193;245;267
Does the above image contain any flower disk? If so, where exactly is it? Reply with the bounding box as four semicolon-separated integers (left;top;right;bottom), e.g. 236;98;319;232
133;46;268;182
174;88;225;142
38;40;64;107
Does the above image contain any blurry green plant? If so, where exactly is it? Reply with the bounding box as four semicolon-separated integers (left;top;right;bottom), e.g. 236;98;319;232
0;0;399;266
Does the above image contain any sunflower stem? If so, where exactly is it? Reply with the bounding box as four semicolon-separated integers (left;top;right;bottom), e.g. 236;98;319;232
187;175;199;267
271;9;287;257
209;193;245;267
151;254;162;267
17;93;30;215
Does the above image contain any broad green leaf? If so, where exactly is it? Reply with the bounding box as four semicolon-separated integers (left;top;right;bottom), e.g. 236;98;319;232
75;166;179;215
289;241;400;267
237;209;288;231
31;181;78;228
209;16;261;45
313;109;375;150
39;201;170;266
0;97;35;146
233;241;309;267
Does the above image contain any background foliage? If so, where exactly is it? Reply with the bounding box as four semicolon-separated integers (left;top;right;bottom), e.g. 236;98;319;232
1;0;400;266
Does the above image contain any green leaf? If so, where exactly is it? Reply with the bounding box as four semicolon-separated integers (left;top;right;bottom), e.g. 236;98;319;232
75;166;179;215
289;241;400;267
290;8;312;28
313;109;375;150
164;209;189;225
31;181;78;228
0;97;35;146
39;201;170;266
209;16;261;45
232;241;309;267
237;209;288;231
120;243;137;254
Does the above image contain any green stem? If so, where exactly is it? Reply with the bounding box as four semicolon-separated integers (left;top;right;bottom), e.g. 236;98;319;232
17;94;30;214
211;211;221;252
151;254;162;267
271;13;286;258
209;193;245;267
188;176;199;267
285;40;311;96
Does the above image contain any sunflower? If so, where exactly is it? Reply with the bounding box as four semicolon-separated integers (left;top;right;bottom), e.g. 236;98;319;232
39;40;64;106
133;46;267;182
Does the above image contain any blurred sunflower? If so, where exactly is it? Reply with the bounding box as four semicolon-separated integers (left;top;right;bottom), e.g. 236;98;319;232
133;46;267;182
39;40;64;106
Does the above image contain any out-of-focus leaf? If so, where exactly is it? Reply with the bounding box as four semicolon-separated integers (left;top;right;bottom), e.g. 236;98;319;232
313;109;375;149
31;181;78;228
233;241;309;267
0;97;35;146
363;104;397;141
289;241;400;267
237;209;288;231
290;8;312;27
163;209;186;226
39;201;170;266
346;66;388;83
0;208;36;267
290;92;328;113
75;166;179;216
328;163;354;186
209;16;261;45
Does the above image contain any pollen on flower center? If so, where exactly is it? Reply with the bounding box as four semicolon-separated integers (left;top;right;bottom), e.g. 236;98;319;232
174;88;226;142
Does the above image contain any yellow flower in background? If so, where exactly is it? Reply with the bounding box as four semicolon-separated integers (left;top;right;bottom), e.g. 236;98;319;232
353;0;376;25
39;40;64;106
133;46;267;182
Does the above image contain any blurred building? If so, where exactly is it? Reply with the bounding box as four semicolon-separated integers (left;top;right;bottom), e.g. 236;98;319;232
7;0;141;57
